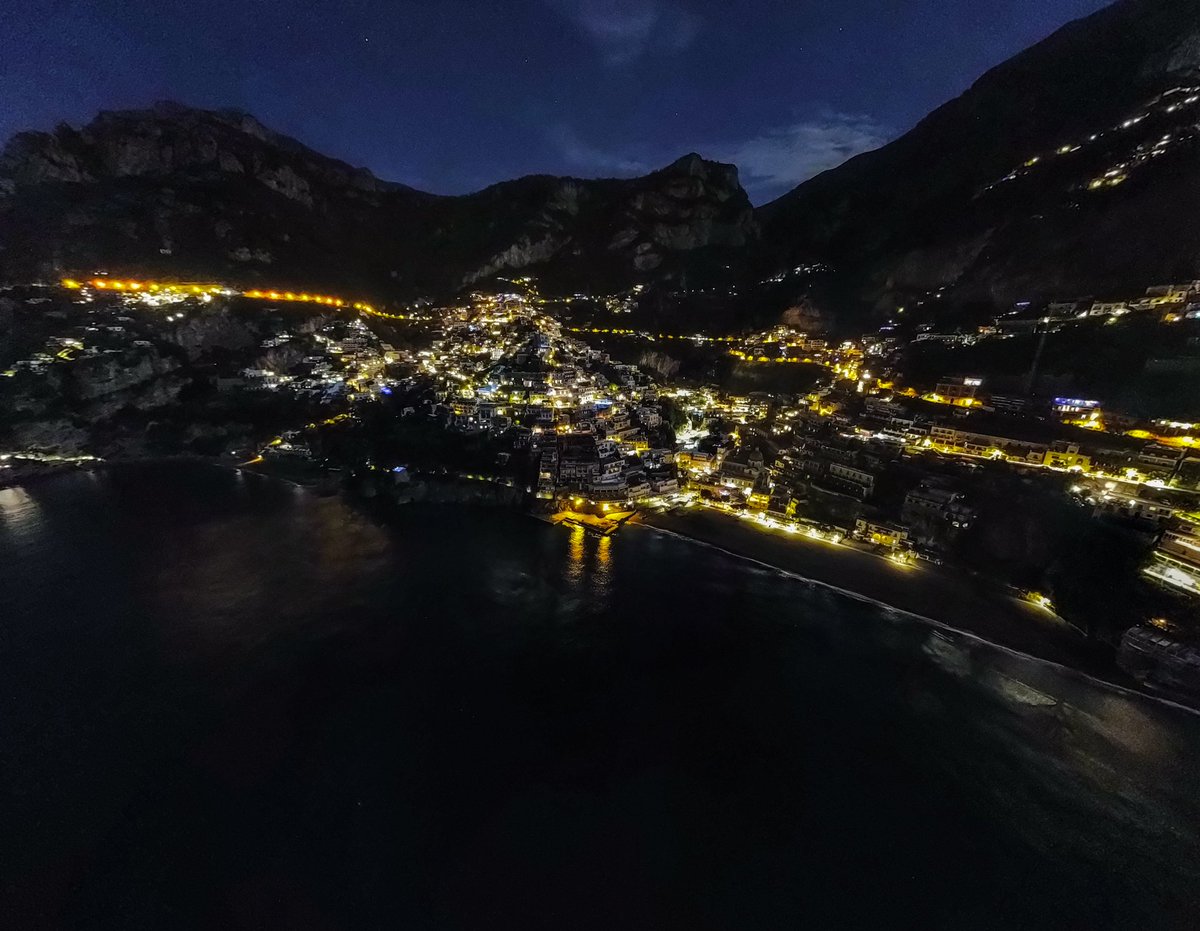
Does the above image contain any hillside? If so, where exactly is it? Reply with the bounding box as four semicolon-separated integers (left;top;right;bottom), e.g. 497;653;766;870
4;0;1200;323
0;103;755;298
758;0;1200;315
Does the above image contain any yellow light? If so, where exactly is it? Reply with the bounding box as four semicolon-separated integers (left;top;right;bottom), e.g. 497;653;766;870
1028;592;1053;610
61;278;81;289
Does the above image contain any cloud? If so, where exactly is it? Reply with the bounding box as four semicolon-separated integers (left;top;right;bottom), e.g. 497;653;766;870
713;114;891;202
550;0;700;65
545;113;889;201
549;125;649;175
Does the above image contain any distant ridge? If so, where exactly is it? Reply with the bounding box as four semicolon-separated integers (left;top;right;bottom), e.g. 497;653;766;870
758;0;1200;314
4;0;1200;321
0;102;755;297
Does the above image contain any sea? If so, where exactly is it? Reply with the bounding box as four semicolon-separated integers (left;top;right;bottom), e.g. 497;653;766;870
2;463;1199;930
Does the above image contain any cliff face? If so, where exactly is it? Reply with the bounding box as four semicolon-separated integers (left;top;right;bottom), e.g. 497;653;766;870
446;154;756;289
0;104;755;296
7;0;1196;320
758;0;1200;313
0;102;402;198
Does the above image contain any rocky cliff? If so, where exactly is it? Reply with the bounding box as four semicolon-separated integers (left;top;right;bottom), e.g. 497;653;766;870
7;0;1198;322
0;103;755;296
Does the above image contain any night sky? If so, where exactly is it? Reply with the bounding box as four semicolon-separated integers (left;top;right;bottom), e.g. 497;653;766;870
3;0;1111;203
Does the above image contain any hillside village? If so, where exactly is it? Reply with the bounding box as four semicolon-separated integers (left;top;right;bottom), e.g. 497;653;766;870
8;273;1200;690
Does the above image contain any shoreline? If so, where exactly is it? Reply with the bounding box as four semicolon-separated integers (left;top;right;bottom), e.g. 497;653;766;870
632;507;1152;687
11;461;1195;712
636;513;1200;717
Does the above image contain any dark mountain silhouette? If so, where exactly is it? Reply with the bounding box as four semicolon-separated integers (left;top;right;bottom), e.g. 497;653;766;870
3;0;1199;320
758;0;1200;314
0;103;755;297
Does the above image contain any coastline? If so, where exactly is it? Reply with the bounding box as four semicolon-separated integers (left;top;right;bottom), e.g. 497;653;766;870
0;452;221;489
8;461;1196;713
634;511;1200;717
634;507;1119;675
0;460;1110;672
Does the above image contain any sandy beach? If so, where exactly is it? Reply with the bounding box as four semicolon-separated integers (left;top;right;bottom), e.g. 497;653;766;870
635;507;1117;675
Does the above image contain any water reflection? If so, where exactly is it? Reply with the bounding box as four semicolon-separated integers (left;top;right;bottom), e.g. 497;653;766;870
597;533;611;569
0;485;43;535
566;524;585;584
558;526;615;610
4;467;1200;928
589;532;613;607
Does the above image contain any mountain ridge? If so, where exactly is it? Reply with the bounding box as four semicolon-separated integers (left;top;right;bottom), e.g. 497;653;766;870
4;0;1200;319
759;0;1200;313
0;103;755;297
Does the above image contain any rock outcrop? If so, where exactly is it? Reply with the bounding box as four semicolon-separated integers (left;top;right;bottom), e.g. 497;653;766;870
0;104;755;296
68;348;178;400
7;0;1197;324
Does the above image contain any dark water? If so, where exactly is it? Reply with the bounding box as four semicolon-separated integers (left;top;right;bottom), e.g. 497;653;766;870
3;464;1200;930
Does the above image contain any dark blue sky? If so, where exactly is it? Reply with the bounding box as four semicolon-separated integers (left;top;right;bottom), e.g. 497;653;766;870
3;0;1111;202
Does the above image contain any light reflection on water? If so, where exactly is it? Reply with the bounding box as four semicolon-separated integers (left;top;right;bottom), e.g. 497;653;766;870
567;524;585;583
589;532;613;606
1;463;1199;929
0;484;43;532
561;524;615;612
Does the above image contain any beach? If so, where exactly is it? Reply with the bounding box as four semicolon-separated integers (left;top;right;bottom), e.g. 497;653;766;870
635;506;1115;674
